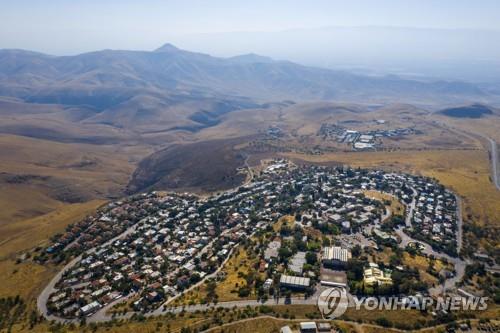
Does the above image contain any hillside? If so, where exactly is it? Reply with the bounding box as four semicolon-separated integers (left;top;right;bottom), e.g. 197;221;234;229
438;104;495;118
127;137;248;194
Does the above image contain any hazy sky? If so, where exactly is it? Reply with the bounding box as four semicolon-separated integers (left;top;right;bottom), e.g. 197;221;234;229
1;0;500;54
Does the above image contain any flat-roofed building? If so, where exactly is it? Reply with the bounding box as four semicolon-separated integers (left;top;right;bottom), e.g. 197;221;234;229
359;134;374;143
300;321;317;333
80;301;101;316
280;274;310;290
363;262;393;286
318;322;332;332
289;251;306;274
322;246;351;268
320;268;348;287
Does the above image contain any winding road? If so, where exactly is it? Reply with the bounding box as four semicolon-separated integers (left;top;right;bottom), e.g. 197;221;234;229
395;227;468;296
37;221;143;324
395;187;467;296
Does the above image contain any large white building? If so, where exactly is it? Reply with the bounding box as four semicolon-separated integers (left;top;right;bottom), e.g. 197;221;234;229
280;275;310;290
322;246;351;268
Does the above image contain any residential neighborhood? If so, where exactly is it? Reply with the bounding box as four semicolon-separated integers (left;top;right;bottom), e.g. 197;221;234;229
41;159;461;320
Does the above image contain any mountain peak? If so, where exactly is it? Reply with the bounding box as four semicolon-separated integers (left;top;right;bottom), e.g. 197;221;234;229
228;53;274;64
154;43;180;53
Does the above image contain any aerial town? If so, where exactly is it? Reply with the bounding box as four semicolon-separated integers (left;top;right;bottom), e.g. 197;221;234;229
38;159;464;323
318;123;418;150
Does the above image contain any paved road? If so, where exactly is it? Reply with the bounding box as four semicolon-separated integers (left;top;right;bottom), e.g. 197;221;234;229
395;227;468;296
455;194;463;254
486;137;500;191
88;227;239;323
433;120;500;191
37;221;142;324
363;191;393;223
37;255;84;324
91;294;322;323
38;188;468;324
41;230;468;323
395;181;465;291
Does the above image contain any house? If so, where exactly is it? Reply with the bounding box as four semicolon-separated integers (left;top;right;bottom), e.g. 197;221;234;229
280;326;293;333
289;251;307;274
341;221;351;232
264;240;281;260
80;301;101;316
146;291;161;302
328;214;343;223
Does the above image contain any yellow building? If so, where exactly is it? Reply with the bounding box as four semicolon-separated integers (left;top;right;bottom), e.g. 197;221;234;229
363;262;393;286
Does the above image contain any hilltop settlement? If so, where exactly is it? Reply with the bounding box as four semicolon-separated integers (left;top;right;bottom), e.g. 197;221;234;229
39;160;463;320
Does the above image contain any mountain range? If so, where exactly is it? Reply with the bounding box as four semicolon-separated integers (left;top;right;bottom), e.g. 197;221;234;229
1;43;498;114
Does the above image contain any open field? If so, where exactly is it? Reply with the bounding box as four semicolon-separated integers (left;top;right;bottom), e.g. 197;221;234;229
0;133;146;227
401;253;448;285
127;136;249;194
8;312;211;333
0;200;105;333
273;215;296;232
363;190;405;218
174;244;264;305
205;314;404;333
0;200;105;299
0;200;106;333
0;200;106;261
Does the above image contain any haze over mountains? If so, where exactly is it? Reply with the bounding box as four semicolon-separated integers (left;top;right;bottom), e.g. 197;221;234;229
168;26;500;83
1;43;499;111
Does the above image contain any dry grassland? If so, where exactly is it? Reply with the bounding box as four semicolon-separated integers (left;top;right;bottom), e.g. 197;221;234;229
369;247;450;286
273;215;295;232
0;200;105;299
205;314;402;333
0;133;147;237
401;253;448;285
175;216;296;305
174;245;261;305
363;190;405;218
9;314;210;333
